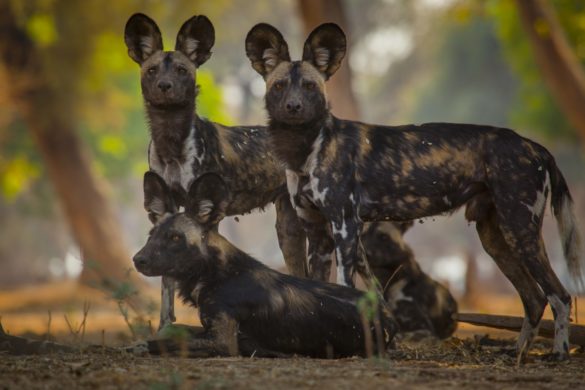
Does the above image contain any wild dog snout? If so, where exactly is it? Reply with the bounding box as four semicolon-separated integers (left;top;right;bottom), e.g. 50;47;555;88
157;80;172;92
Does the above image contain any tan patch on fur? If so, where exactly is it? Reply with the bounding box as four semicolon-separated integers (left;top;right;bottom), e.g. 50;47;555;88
214;123;239;162
173;215;202;246
300;62;326;90
266;62;292;90
416;146;479;178
368;223;407;251
140;51;197;76
358;124;372;157
207;232;237;261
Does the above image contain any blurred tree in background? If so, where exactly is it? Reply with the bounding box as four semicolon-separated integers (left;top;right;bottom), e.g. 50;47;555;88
0;0;583;294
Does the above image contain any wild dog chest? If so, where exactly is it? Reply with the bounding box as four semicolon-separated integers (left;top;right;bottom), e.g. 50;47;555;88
148;126;204;193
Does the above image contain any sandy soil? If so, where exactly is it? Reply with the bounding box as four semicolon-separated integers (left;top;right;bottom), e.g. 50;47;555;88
2;283;585;389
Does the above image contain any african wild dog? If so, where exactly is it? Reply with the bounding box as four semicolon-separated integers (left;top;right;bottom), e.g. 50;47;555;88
124;13;307;329
362;222;457;339
245;23;584;359
124;13;458;338
133;171;394;357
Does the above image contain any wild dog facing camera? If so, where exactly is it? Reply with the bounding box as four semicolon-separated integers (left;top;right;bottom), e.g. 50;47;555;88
133;172;229;278
124;13;214;107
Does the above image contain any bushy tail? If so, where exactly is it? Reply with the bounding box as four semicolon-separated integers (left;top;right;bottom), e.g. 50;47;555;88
549;157;584;291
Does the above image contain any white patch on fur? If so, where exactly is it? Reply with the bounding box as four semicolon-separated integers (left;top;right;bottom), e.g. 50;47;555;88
198;199;214;219
522;171;549;223
556;194;585;290
313;47;330;68
387;279;413;303
547;294;570;355
148;141;164;176
303;131;329;205
331;211;348;240
184;38;199;60
140;36;155;57
180;126;197;190
336;255;348;286
442;196;451;206
262;48;278;70
517;316;539;353
148;125;199;192
285;169;300;199
190;282;205;306
148;197;167;218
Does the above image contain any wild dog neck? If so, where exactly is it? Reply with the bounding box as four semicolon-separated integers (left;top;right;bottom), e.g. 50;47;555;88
146;99;196;163
268;115;332;171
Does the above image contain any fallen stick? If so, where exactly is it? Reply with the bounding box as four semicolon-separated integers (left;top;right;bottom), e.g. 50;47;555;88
457;312;585;346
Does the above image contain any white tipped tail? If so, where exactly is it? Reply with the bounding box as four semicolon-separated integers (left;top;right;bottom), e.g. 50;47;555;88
555;190;584;291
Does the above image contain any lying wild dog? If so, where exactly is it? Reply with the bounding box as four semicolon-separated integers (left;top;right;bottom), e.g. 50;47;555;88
132;171;394;358
362;222;457;339
124;13;307;329
124;13;457;338
245;23;584;359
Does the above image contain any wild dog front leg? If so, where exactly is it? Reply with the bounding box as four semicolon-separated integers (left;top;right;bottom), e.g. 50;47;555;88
275;194;308;278
159;276;176;331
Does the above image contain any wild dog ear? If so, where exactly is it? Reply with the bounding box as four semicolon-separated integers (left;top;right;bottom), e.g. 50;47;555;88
124;13;164;64
302;23;346;80
245;23;291;78
143;171;176;224
186;173;229;228
175;15;215;67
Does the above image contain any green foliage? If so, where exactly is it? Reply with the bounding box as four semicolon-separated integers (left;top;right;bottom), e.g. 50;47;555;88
486;0;584;140
0;1;233;200
409;9;517;128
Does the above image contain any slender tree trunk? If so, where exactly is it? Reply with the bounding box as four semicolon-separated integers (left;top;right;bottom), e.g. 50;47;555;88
297;0;360;120
516;0;585;143
0;3;139;290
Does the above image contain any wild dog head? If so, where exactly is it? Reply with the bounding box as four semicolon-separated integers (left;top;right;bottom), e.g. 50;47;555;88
133;171;229;278
245;23;345;126
361;222;458;338
124;13;214;108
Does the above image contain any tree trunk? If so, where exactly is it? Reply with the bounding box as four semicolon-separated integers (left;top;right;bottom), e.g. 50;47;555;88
0;3;139;290
297;0;360;120
516;0;585;143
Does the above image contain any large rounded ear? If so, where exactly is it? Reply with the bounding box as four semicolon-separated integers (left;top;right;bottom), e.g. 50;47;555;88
175;15;215;67
144;171;176;224
186;173;229;228
302;23;346;80
124;13;164;64
245;23;290;79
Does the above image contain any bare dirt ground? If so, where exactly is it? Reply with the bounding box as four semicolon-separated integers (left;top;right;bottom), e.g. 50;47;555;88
1;337;585;389
2;283;585;389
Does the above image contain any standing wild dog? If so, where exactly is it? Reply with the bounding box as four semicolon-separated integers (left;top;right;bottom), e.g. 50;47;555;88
133;171;394;357
245;23;584;359
125;14;458;337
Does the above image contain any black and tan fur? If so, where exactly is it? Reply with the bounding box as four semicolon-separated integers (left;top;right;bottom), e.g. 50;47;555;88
246;22;584;359
125;14;307;329
125;14;458;338
133;172;394;357
362;222;457;339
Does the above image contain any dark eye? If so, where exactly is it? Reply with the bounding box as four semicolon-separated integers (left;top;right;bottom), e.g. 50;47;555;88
274;81;286;91
147;67;157;75
303;81;316;90
177;66;187;75
171;234;181;242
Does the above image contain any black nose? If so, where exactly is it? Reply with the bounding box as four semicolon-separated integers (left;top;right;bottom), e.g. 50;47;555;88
157;81;172;92
133;254;148;268
286;101;302;113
